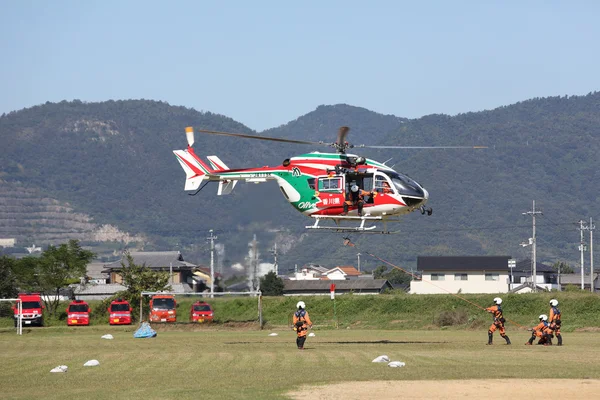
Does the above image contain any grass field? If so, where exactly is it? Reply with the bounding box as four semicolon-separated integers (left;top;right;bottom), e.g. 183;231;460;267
1;326;600;399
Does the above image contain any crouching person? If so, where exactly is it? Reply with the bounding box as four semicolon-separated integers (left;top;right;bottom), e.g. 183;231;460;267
526;314;553;346
292;301;312;350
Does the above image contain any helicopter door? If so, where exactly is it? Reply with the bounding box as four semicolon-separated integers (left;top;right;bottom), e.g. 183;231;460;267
317;175;345;209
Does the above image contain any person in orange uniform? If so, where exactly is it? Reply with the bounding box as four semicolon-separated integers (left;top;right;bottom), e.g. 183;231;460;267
548;299;562;346
526;314;553;345
292;301;312;350
485;297;511;345
342;184;372;216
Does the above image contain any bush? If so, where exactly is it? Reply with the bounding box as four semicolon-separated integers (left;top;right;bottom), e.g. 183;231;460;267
437;310;468;327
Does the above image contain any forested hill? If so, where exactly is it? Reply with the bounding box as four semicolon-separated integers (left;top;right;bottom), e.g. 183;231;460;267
1;95;599;271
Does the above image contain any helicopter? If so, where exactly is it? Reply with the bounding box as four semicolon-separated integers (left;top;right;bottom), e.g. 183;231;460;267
173;126;486;234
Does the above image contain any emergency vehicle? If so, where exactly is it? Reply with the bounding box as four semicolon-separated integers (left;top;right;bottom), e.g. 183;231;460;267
149;294;177;323
67;300;91;326
190;301;214;323
108;298;132;325
12;293;44;327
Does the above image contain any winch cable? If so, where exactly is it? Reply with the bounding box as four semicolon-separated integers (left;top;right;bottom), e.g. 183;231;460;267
342;237;527;329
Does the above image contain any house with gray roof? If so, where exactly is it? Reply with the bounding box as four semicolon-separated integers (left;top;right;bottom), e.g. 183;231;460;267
102;251;197;290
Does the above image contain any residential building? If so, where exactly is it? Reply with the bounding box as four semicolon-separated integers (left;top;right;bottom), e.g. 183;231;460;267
86;262;109;285
410;256;512;294
560;273;600;291
324;266;362;280
284;279;393;296
0;238;16;247
74;283;126;301
508;259;559;292
102;251;197;290
289;265;329;281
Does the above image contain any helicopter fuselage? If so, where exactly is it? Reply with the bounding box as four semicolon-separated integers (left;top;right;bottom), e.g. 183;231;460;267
175;149;429;219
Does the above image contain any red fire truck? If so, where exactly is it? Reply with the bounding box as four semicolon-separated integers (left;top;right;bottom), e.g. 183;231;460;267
66;300;91;326
149;294;177;323
108;298;132;325
12;293;44;327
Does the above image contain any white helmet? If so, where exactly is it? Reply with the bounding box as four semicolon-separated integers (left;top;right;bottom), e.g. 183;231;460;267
539;314;548;321
296;301;305;309
351;185;359;192
550;299;558;307
493;297;502;305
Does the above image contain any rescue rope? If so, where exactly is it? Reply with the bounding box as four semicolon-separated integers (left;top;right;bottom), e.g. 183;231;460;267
343;238;527;329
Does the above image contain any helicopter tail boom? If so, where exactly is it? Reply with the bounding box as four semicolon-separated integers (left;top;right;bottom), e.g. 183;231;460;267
173;149;210;191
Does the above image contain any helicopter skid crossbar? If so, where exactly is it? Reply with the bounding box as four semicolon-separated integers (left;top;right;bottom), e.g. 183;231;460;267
305;215;400;234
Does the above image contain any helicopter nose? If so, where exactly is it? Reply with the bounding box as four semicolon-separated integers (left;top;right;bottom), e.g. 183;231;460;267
422;188;429;200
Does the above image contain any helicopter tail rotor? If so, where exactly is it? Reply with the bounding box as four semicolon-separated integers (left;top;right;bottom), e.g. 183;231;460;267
185;126;195;147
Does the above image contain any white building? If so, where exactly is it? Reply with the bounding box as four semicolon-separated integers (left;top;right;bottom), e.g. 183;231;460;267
0;238;16;247
508;259;559;292
324;266;362;280
410;256;512;294
289;265;329;280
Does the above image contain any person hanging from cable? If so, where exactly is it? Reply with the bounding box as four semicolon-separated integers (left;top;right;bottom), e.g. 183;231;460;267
292;301;312;350
485;297;511;345
548;299;562;346
526;314;553;346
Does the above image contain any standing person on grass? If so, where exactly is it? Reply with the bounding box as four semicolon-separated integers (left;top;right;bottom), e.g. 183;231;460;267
292;301;312;350
485;297;511;345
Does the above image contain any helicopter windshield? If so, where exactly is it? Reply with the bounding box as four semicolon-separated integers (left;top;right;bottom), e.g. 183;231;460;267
384;172;425;198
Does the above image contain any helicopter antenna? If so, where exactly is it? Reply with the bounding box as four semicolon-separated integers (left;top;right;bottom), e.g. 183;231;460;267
383;157;393;165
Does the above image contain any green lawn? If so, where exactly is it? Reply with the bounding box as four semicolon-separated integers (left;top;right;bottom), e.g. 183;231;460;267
1;326;599;399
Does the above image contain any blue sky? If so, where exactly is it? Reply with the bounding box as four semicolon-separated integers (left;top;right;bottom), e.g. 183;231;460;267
1;1;599;131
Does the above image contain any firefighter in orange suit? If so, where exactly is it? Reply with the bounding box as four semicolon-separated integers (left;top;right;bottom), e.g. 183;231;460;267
342;184;371;216
526;314;554;345
292;301;312;350
485;297;511;345
549;299;562;346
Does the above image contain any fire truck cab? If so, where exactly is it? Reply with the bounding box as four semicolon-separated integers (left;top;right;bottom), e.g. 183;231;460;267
149;294;177;323
67;300;91;326
108;298;132;325
13;293;44;327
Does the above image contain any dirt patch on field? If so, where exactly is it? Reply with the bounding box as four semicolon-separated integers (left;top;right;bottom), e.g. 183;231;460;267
287;379;600;399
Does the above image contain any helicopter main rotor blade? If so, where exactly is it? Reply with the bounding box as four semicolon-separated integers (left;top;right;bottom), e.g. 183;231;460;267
195;128;329;146
357;145;488;149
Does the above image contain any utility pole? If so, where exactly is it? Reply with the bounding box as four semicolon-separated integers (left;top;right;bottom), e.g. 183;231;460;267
207;229;217;298
578;220;587;290
357;253;361;273
269;243;278;276
523;200;542;292
590;217;595;292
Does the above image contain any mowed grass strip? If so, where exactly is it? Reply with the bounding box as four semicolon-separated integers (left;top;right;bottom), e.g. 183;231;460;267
1;329;599;400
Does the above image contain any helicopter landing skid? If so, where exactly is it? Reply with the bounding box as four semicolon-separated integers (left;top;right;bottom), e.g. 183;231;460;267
305;215;400;234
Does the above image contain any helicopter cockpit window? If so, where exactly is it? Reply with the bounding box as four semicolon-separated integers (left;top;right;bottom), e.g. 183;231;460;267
385;171;424;198
374;175;394;194
307;178;316;190
318;177;342;192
